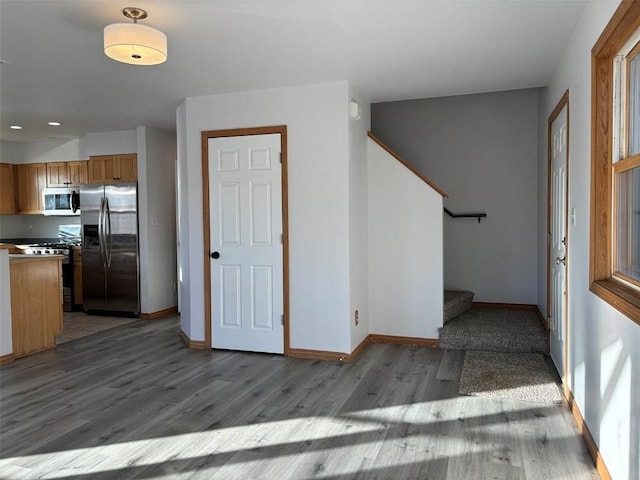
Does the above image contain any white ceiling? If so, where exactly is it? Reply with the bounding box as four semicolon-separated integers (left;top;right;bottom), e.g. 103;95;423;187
0;0;590;143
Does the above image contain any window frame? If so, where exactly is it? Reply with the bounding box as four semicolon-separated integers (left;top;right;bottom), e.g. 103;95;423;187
590;0;640;326
624;41;640;157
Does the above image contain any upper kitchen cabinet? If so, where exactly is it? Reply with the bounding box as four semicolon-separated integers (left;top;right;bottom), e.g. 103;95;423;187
47;160;88;187
16;163;47;214
0;163;17;214
88;154;137;183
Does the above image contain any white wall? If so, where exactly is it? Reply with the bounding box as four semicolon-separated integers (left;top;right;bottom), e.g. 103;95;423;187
137;127;178;315
348;90;371;351
177;81;353;353
176;102;190;334
82;130;137;157
371;89;539;304
368;139;443;339
2;138;82;165
539;2;640;479
0;141;21;164
0;216;79;240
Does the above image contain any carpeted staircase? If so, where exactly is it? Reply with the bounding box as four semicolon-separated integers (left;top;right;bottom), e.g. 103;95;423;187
440;291;557;404
443;290;474;323
441;291;548;354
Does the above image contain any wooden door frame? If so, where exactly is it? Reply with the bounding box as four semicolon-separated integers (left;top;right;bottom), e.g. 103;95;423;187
546;90;570;386
201;125;290;355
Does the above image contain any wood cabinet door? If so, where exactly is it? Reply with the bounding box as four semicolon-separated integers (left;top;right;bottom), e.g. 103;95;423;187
68;160;88;185
88;155;117;183
10;258;62;357
89;155;136;182
16;163;47;214
0;163;17;214
116;154;137;181
46;162;71;187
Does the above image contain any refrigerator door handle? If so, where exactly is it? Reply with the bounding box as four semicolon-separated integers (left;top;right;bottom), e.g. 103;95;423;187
105;197;112;268
98;197;106;269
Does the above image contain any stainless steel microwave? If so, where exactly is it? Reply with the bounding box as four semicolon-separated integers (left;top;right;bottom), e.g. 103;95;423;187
43;187;80;216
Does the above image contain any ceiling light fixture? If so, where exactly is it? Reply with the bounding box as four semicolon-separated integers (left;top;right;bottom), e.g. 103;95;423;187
10;125;22;130
104;7;167;66
48;121;61;126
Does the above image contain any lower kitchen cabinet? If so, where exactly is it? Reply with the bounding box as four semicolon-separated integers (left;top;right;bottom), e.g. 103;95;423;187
10;255;63;358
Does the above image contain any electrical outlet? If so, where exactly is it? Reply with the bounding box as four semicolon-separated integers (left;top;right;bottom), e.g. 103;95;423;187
355;310;359;326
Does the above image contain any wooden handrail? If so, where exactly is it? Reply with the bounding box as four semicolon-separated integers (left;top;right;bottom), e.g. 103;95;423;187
367;132;448;198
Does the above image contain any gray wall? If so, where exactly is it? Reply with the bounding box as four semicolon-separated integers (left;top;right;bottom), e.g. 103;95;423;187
371;89;539;304
538;2;639;478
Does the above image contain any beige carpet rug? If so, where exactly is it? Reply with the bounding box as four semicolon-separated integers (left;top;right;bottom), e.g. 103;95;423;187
459;350;563;404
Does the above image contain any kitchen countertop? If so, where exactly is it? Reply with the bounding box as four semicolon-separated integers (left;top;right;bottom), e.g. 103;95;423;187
0;237;61;245
9;254;65;263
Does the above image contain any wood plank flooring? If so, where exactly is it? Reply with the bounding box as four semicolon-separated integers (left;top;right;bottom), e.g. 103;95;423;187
0;317;599;479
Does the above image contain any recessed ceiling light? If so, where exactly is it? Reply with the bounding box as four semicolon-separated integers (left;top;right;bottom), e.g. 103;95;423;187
48;121;61;126
10;125;22;130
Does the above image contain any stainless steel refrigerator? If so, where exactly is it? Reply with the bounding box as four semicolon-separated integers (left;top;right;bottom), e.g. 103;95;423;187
81;182;140;316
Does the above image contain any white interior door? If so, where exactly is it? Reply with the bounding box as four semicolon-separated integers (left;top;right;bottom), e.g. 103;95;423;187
208;134;283;354
549;105;568;378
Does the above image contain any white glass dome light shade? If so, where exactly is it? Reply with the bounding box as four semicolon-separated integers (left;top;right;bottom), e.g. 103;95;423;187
104;23;167;65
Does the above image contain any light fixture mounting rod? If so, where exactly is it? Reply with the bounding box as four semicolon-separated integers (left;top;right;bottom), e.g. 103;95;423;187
122;7;148;23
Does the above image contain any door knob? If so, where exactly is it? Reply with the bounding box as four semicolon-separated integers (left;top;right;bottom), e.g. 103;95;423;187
210;251;220;259
555;256;566;265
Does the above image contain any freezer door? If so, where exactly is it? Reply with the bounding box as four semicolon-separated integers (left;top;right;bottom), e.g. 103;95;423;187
105;183;139;314
81;184;107;311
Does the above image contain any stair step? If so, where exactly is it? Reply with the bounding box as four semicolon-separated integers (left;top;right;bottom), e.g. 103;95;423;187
444;290;474;323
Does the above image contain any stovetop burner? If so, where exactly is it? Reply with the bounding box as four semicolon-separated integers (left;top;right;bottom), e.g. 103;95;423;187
32;242;78;249
22;244;73;264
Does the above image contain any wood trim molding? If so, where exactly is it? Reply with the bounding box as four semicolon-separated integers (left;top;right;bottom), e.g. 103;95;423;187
472;302;539;311
0;353;15;366
201;132;212;349
289;333;439;363
564;389;613;480
367;131;449;198
178;330;207;350
140;306;178;320
370;334;439;348
288;348;355;363
350;335;372;362
589;0;640;326
201;126;290;352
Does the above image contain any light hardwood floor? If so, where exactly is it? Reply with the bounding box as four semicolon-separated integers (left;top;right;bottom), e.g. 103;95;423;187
56;311;139;344
0;316;599;479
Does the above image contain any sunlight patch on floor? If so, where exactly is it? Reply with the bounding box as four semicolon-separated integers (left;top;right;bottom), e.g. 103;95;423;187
0;400;568;479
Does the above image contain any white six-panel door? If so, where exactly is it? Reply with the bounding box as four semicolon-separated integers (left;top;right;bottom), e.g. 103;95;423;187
208;134;283;353
549;104;568;378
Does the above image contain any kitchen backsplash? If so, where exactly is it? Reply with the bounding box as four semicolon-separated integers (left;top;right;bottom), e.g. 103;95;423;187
0;215;80;240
